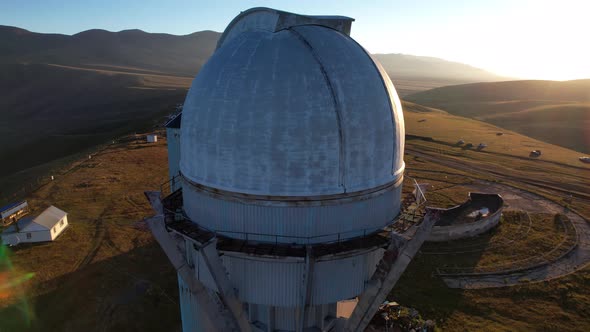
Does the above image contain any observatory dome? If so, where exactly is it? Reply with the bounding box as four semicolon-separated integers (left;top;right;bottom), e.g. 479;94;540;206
180;9;405;197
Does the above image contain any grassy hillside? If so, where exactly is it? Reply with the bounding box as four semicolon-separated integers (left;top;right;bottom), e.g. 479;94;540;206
406;80;590;153
397;101;590;331
0;26;218;76
402;100;590;203
0;139;178;331
1;25;508;97
0;25;215;198
0;24;514;201
1;104;589;331
374;53;508;96
0;63;188;202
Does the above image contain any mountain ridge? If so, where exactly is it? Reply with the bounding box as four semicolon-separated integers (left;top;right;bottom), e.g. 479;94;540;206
406;79;590;153
1;25;506;87
0;24;511;189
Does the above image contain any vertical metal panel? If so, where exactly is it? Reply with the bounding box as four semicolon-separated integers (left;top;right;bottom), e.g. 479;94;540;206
187;244;218;291
178;273;212;332
223;254;303;306
310;248;384;305
221;248;383;307
292;25;399;192
183;183;401;244
166;127;182;191
274;306;298;330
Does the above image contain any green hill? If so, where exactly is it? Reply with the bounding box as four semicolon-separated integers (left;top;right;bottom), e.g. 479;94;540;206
0;25;509;196
406;80;590;153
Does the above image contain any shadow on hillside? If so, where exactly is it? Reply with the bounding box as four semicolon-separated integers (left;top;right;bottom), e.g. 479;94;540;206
387;229;494;324
0;242;181;332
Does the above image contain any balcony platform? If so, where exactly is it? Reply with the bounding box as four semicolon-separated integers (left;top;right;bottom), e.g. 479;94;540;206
161;189;391;258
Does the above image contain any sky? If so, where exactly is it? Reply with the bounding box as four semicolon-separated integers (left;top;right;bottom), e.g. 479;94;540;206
1;0;589;80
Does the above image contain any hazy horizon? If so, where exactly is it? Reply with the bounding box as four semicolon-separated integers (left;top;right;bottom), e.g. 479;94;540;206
2;0;589;81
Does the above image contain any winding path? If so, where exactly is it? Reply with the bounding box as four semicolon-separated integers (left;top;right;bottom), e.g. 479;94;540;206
406;150;590;289
441;182;590;288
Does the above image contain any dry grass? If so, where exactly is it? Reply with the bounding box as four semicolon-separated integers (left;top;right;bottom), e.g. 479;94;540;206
405;80;590;153
393;106;590;331
423;212;575;274
0;139;179;331
1;100;589;331
404;100;590;168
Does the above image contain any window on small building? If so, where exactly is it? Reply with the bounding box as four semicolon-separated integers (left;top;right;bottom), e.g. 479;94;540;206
52;227;56;233
26;233;31;239
60;219;64;226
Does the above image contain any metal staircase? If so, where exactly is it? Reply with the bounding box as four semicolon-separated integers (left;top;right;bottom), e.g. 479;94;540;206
343;211;437;332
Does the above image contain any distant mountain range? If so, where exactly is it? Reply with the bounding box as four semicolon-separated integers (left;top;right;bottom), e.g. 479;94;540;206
373;53;506;82
406;80;590;153
0;25;507;93
0;25;218;76
0;25;509;193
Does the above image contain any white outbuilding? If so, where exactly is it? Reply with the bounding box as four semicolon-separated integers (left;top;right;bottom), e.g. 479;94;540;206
0;200;30;226
1;205;69;246
146;134;158;143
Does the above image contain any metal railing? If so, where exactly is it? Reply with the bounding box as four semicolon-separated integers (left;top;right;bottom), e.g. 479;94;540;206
164;202;394;246
158;173;430;246
160;173;182;198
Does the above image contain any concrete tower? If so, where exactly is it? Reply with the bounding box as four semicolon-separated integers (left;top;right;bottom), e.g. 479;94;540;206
147;7;435;332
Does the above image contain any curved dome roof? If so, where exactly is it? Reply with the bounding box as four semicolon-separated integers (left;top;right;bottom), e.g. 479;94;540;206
180;8;405;197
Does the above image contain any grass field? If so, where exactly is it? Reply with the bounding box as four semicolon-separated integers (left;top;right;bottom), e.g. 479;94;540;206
392;102;590;331
0;63;188;205
403;100;590;217
394;251;590;331
422;211;576;274
0;101;589;331
0;139;179;331
406;80;590;153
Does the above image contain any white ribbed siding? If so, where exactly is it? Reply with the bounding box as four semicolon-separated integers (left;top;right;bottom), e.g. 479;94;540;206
183;182;401;244
223;255;303;306
220;248;383;306
310;248;384;304
274;306;299;330
247;303;336;331
187;243;219;292
166;127;182;191
177;274;213;332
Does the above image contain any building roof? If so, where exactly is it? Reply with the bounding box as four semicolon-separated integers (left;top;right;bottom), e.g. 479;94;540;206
0;201;27;214
34;205;67;229
180;8;405;197
2;217;35;234
216;7;354;50
2;205;66;234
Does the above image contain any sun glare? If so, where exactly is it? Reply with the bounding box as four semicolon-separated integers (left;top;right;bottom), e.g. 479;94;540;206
468;1;590;80
363;0;590;80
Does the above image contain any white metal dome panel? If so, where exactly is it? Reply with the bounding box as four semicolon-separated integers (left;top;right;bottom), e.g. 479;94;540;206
180;24;405;196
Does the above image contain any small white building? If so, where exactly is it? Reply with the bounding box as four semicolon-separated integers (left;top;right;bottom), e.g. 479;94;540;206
1;205;69;246
0;200;30;226
147;134;158;143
